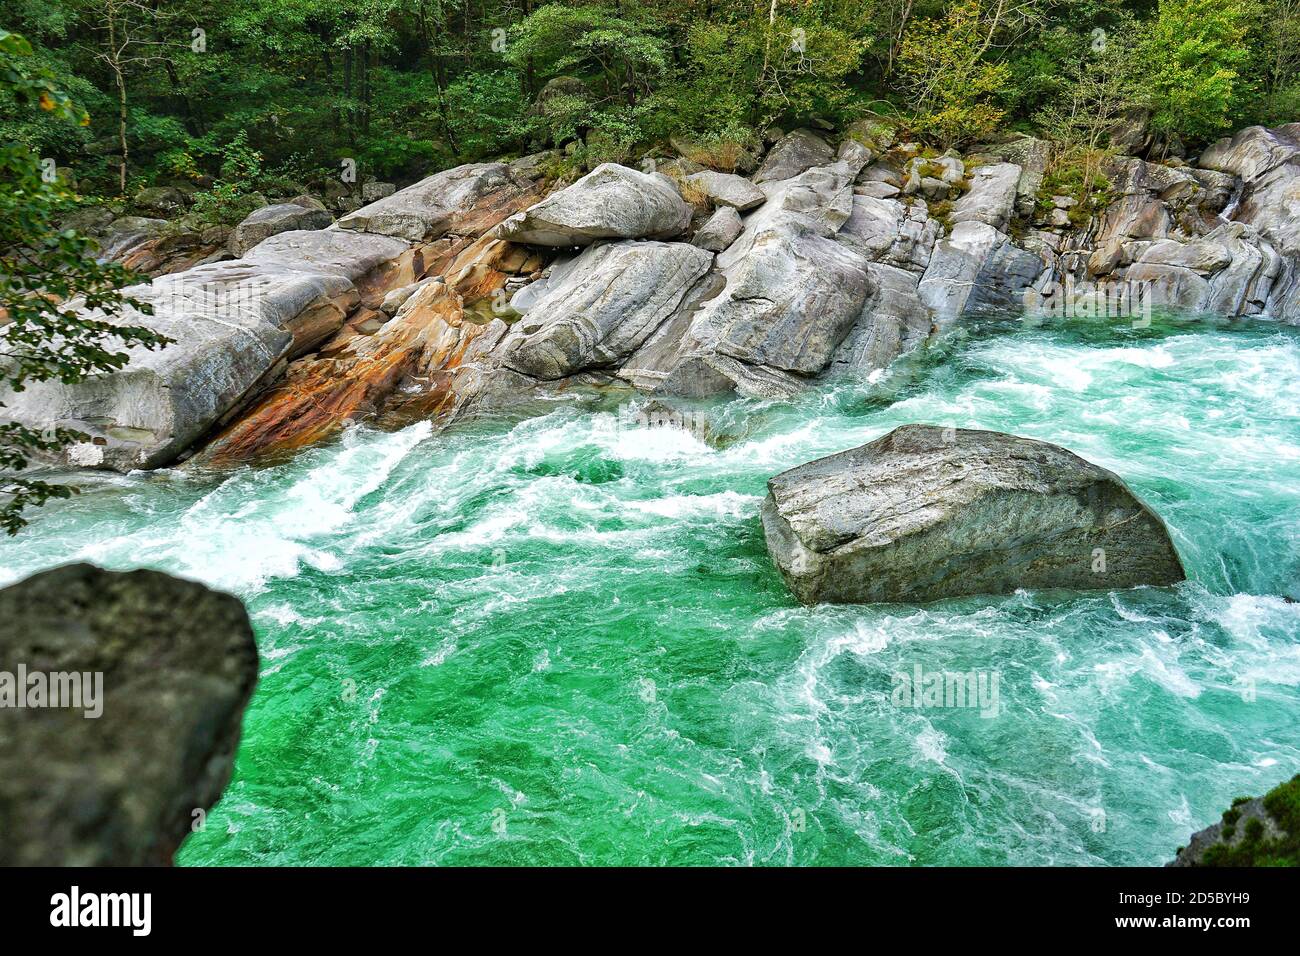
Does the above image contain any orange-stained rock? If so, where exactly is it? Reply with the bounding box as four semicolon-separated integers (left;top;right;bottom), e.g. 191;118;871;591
197;233;545;464
192;180;548;465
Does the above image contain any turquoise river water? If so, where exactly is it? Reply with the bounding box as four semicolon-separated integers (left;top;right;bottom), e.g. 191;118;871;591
2;313;1298;865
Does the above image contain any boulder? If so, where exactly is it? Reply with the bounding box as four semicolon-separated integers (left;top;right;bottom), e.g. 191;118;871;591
0;564;258;866
685;170;767;211
1124;223;1281;315
496;240;712;379
754;128;834;184
668;230;871;379
918;220;1043;320
228;202;332;257
132;186;190;217
531;75;589;116
836;195;941;273
361;180;397;202
96;216;170;262
337;162;527;241
1169;775;1300;867
508;150;561;180
626;149;873;398
828;263;933;375
0;229;410;471
691;206;743;252
761;425;1185;605
493;163;691;246
950;163;1021;231
969;135;1051;217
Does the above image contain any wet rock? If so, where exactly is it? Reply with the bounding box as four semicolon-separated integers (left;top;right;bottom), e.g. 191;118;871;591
761;425;1185;605
0;563;258;866
918;221;1042;320
828;263;933;375
494;163;691;246
1125;222;1282;315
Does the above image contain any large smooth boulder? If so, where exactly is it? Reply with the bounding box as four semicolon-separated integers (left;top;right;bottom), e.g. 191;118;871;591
0;229;410;471
228;202;332;256
493;163;691;246
754;128;834;184
761;425;1185;605
337;162;525;240
0;564;258;866
496;240;713;379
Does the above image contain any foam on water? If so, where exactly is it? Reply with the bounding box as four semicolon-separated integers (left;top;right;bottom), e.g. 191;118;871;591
1;314;1298;865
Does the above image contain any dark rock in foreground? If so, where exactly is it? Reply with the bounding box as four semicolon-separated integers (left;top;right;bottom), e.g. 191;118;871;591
0;564;258;865
1170;775;1300;866
761;425;1185;605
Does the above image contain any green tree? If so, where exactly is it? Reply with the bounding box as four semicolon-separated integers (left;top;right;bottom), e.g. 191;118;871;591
1141;0;1251;142
896;0;1013;147
1;29;168;533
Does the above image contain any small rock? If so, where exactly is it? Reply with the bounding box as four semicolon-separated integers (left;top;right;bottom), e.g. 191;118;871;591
685;170;766;211
692;206;743;251
361;181;396;202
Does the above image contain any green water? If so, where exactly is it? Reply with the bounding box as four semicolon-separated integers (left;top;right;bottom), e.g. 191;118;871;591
3;314;1299;865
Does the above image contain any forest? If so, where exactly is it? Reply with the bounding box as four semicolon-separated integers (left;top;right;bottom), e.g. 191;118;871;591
1;0;1290;220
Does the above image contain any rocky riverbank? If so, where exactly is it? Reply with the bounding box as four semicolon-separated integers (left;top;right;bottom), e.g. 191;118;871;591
10;121;1300;475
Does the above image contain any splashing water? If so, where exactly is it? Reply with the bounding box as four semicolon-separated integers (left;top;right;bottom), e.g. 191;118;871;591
3;314;1299;865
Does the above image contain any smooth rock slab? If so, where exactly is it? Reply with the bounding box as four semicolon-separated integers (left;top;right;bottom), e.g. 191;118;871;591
761;425;1185;605
0;564;258;865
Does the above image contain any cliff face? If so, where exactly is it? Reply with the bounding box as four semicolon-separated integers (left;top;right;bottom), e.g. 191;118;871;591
11;123;1300;473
